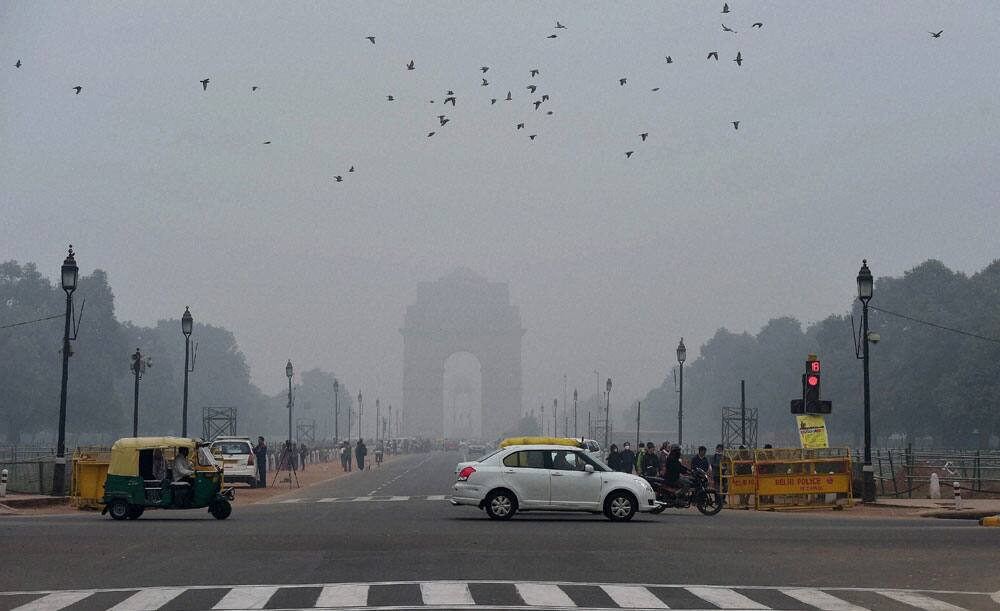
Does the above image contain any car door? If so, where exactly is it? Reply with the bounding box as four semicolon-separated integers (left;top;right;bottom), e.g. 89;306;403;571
548;450;604;510
500;450;550;507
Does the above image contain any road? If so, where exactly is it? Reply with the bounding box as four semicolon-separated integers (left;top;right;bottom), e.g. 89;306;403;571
1;451;998;610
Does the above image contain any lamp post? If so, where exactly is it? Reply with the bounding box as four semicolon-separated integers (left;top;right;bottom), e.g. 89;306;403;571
388;404;392;439
540;403;545;436
181;307;194;437
375;398;380;446
53;246;78;497
333;379;340;441
573;389;578;438
357;391;363;440
131;348;151;436
553;398;558;437
676;337;686;447
857;260;876;502
604;378;612;449
286;360;294;452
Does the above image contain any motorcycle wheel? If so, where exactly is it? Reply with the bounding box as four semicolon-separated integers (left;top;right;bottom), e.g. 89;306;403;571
696;490;724;516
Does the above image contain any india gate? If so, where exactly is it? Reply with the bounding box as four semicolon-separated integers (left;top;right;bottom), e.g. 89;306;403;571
401;268;524;440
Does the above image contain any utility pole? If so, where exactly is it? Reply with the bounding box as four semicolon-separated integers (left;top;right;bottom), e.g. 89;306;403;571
333;379;340;441
740;379;747;446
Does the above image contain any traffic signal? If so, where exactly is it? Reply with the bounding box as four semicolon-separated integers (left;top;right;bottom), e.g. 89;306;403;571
804;359;820;410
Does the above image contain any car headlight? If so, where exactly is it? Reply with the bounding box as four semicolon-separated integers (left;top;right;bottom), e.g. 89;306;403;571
642;480;653;492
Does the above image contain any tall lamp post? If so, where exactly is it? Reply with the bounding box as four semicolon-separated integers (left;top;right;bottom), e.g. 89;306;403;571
131;348;152;436
286;360;294;451
573;389;578;438
604;378;612;449
181;307;195;436
357;391;363;440
333;379;340;441
553;398;558;437
53;246;78;497
676;338;686;447
375;398;380;446
857;260;876;502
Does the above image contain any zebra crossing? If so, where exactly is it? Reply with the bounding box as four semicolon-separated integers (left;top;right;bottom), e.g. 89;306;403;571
1;580;994;611
276;495;448;504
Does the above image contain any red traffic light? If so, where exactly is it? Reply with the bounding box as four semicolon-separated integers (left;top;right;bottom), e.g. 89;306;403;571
807;375;820;387
809;360;821;373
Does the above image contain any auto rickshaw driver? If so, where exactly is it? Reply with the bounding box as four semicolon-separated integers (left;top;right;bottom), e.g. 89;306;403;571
172;446;196;506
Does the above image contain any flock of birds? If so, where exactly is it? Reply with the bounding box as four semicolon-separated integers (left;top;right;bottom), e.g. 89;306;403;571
11;4;946;182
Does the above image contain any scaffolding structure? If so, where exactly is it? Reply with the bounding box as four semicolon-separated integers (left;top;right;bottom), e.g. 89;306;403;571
721;406;758;449
202;406;237;440
296;418;316;444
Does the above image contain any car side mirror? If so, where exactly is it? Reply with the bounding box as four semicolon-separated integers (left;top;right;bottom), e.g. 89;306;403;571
585;464;595;473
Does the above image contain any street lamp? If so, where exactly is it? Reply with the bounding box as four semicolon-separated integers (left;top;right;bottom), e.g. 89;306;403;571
357;391;363;440
604;378;612;449
376;398;381;446
573;389;578;438
180;307;196;437
53;246;78;496
333;378;340;441
857;260;876;502
286;360;294;452
553;398;558;437
131;348;152;436
676;337;686;447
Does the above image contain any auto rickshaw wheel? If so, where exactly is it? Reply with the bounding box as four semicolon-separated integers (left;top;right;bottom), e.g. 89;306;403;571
108;499;130;520
126;505;144;520
209;499;232;520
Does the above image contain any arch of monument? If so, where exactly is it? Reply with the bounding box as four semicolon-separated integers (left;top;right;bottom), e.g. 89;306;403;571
401;268;524;440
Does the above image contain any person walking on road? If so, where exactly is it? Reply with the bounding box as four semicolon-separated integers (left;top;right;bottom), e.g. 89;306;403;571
606;444;623;472
619;442;636;474
355;439;368;471
340;441;351;472
253;436;268;488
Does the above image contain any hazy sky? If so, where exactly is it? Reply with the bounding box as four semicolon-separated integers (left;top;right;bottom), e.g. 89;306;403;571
3;2;999;416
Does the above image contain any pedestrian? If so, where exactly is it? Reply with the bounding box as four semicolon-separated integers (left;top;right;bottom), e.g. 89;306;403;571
253;436;268;488
691;445;710;474
635;443;648;474
355;438;368;471
709;443;725;490
619;441;636;474
340;441;349;471
606;444;623;471
375;442;384;466
299;443;308;471
641;442;660;477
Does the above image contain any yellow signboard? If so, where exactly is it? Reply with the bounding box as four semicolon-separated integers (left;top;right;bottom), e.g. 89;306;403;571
796;415;829;449
757;473;851;495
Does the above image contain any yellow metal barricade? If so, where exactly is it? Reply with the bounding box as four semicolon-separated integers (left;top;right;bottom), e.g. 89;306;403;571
71;446;112;509
721;449;756;509
754;447;853;510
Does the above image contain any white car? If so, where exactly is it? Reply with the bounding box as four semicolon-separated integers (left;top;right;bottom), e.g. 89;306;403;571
450;444;658;521
210;437;258;488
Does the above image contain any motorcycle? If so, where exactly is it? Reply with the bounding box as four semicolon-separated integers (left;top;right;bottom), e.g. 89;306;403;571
644;467;723;516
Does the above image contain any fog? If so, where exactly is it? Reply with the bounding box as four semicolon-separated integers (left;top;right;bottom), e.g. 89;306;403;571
3;2;998;420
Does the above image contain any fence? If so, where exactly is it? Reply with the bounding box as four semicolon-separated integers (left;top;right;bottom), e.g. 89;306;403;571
0;446;59;495
721;447;853;510
860;447;1000;498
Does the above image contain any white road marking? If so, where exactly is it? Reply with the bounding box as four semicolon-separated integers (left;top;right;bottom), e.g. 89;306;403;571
12;591;92;611
389;496;409;501
781;588;868;611
600;585;668;608
685;587;768;609
317;497;339;503
426;495;447;500
212;586;278;609
279;498;303;504
420;582;475;606
315;584;370;608
877;590;967;611
354;496;373;501
516;583;576;607
108;588;185;611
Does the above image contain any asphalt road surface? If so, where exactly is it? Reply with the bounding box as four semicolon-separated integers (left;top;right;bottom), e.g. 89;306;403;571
1;451;998;611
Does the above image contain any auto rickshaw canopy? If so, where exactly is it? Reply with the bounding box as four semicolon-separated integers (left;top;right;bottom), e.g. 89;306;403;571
108;436;200;476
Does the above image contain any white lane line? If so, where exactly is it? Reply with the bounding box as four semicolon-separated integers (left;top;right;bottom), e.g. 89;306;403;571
212;586;278;609
317;497;339;503
353;496;373;502
780;588;868;611
685;587;768;609
601;585;669;608
515;583;576;607
426;495;447;500
279;498;303;504
12;591;92;611
389;496;409;501
108;588;186;611
315;584;370;608
420;582;475;606
877;590;966;611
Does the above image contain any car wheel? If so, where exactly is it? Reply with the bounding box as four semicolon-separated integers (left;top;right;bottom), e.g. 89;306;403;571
126;505;144;520
484;489;517;520
604;491;637;522
209;500;232;520
108;499;129;521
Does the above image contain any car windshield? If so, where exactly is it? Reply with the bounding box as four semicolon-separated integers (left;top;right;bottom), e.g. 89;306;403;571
213;442;250;455
475;448;503;462
586;453;612;472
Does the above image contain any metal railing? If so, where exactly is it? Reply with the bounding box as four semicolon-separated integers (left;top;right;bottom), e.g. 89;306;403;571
857;447;1000;498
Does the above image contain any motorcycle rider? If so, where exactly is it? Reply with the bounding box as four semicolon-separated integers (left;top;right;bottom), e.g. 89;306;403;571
663;445;692;499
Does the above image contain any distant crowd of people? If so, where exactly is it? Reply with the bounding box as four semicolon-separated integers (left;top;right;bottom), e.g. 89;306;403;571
247;436;424;488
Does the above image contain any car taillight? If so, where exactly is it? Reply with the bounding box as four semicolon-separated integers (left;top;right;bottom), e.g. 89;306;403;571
458;466;476;481
246;453;254;466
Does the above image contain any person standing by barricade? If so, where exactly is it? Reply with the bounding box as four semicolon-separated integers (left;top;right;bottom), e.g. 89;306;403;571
619;442;636;474
253;436;268;488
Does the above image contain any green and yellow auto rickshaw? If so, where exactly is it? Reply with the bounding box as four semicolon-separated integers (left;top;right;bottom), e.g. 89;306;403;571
101;436;235;520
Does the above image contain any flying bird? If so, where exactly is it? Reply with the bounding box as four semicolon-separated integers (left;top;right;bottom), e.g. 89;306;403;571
732;121;740;130
386;95;395;101
534;100;542;110
541;94;549;101
481;66;489;73
527;84;537;93
505;91;512;101
440;118;450;126
15;59;21;68
752;22;763;28
444;96;456;106
555;21;567;29
529;134;537;140
722;23;737;33
707;52;719;60
546;110;553;115
734;52;743;66
665;56;673;63
446;90;455;95
481;78;489;86
721;2;730;13
406;60;415;70
619;78;627;86
200;78;210;91
651;87;660;92
251;86;259;92
640;133;648;141
349;166;355;173
72;86;82;95
365;36;375;44
427;131;435;137
625;151;634;158
490;98;497;105
263;141;271;145
516;123;525;130
547;34;557;39
929;30;943;38
530;69;540;77
334;176;343;182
